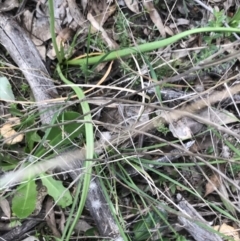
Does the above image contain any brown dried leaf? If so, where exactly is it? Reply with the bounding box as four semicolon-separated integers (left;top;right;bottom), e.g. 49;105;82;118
51;28;75;59
33;185;48;216
0;197;11;219
204;174;220;197
100;105;152;131
169;118;195;140
167;108;238;140
21;236;40;241
52;0;68;32
143;1;166;37
90;1;116;25
45;197;61;238
0;117;24;145
164;26;174;36
34;0;66;33
22;10;50;60
22;10;51;43
67;0;88;29
169;18;189;28
223;0;234;11
87;13;119;49
74;220;92;232
0;0;19;12
81;0;88;11
124;0;139;13
214;223;240;241
59;209;66;233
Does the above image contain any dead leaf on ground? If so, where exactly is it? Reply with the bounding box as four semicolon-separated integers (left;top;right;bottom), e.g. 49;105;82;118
21;0;89;60
0;117;24;145
143;1;166;38
67;0;89;29
74;219;92;233
164;26;174;36
90;0;117;25
100;105;152;131
0;197;11;219
50;27;75;59
21;236;40;241
59;209;66;234
169;18;190;28
22;10;51;60
169;117;200;139
190;135;218;153
33;185;48;216
81;0;88;11
45;197;61;238
214;223;240;241
223;0;235;12
124;0;139;13
205;174;220;196
204;169;234;214
167;108;238;139
0;0;19;12
33;0;67;33
87;13;119;49
22;10;51;43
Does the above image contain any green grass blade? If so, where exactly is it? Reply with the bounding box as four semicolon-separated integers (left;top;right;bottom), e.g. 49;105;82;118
48;0;63;63
67;27;240;66
57;64;94;240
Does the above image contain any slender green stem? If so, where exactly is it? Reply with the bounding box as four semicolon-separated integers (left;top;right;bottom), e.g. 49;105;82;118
48;0;62;63
57;64;94;240
67;27;240;66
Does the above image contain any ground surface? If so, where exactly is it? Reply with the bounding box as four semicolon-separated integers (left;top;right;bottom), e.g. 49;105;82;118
1;0;240;241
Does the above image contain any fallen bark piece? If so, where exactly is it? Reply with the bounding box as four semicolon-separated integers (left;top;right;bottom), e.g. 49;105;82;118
0;13;58;125
176;193;223;241
0;213;44;241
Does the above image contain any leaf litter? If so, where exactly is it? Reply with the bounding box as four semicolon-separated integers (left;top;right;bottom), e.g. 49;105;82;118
1;0;240;240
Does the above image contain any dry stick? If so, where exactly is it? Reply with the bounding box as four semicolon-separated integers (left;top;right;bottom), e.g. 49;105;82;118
0;213;45;241
0;13;124;240
163;83;240;122
0;14;58;125
176;194;223;241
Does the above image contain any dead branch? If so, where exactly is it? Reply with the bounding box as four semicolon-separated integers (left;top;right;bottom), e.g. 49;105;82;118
176;193;223;241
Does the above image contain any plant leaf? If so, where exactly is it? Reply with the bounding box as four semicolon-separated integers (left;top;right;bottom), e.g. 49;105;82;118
45;111;84;147
0;76;15;100
12;180;37;218
40;174;72;208
133;210;166;240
